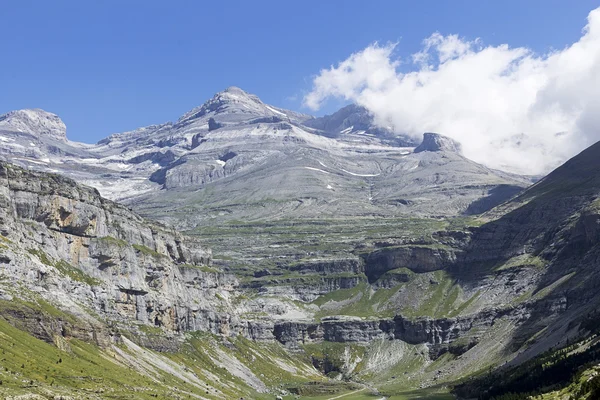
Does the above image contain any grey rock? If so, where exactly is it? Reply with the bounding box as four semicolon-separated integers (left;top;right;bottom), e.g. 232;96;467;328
364;245;458;281
414;132;462;153
0;109;67;141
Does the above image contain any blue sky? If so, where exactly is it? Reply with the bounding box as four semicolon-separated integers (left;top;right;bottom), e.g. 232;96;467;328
0;0;596;143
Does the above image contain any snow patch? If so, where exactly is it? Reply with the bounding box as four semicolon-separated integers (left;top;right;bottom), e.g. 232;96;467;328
340;168;380;177
265;105;287;117
16;158;47;165
304;166;331;174
340;126;354;134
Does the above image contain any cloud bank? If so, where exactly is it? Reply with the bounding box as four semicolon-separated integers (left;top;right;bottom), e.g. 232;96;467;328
304;7;600;175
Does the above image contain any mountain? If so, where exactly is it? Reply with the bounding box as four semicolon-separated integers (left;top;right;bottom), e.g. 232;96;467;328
2;87;600;398
0;136;600;398
0;87;530;225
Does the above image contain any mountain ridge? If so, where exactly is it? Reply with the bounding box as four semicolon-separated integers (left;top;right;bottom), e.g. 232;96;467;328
0;87;530;222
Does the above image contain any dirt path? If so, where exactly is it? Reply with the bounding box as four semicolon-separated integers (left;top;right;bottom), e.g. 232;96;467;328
326;385;388;399
326;387;368;399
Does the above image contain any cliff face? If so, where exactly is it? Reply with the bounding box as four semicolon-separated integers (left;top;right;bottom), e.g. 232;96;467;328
0;162;241;344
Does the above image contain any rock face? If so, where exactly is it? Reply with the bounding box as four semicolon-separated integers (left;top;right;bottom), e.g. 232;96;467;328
271;309;516;356
287;257;364;275
414;132;462;153
364;245;458;281
0;109;67;141
0;162;239;345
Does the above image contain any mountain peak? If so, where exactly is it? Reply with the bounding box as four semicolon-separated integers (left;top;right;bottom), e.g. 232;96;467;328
0;109;67;141
222;86;249;95
177;86;265;124
214;86;263;105
414;132;462;154
176;87;315;127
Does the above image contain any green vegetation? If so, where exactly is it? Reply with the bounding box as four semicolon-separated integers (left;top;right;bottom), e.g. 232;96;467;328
0;312;331;399
132;244;164;258
0;317;165;398
401;271;458;318
317;284;400;319
27;249;101;286
0;296;78;326
97;235;128;247
312;282;367;307
179;263;221;273
284;381;367;398
494;254;547;271
312;269;481;320
166;332;323;399
54;259;102;286
448;291;480;317
0;235;12;249
390;388;455;399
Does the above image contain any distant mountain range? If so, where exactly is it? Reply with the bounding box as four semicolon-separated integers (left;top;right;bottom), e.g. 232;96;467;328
0;86;530;229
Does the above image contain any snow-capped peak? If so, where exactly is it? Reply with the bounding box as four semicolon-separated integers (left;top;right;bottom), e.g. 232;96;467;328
0;109;67;141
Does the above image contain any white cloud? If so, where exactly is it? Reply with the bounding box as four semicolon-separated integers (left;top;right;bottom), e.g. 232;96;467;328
304;7;600;175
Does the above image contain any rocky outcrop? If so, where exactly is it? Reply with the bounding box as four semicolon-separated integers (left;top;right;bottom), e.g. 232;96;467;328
303;104;416;145
208;117;223;131
0;109;67;141
247;274;366;302
414;132;462;153
271;309;516;354
126;150;177;166
363;245;458;281
287;257;364;275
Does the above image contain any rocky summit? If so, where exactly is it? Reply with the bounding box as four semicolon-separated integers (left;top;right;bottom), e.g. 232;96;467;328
1;88;600;399
414;132;463;153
